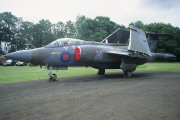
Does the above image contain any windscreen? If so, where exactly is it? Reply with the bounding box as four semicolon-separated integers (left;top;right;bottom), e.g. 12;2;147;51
45;38;84;48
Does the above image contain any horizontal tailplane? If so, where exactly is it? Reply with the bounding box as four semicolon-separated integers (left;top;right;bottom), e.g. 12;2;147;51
146;33;170;52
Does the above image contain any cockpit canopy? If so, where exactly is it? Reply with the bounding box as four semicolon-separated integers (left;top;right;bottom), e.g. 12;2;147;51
45;38;84;48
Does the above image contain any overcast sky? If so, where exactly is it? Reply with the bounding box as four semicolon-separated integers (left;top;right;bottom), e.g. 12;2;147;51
0;0;180;27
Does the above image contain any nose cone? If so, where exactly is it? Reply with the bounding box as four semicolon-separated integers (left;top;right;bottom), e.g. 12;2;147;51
5;50;32;63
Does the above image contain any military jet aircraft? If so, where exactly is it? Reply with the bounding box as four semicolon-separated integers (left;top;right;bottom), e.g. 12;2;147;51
5;27;175;81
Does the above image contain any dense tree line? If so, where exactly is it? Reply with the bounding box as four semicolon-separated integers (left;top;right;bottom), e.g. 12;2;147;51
0;12;180;61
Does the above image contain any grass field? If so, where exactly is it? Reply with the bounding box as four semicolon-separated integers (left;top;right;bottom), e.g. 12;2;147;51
0;62;180;84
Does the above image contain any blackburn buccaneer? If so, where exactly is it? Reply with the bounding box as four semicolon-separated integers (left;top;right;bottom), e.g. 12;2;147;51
5;27;175;81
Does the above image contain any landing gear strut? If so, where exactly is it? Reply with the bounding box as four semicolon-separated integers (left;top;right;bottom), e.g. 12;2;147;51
123;71;132;77
97;69;105;75
48;66;57;81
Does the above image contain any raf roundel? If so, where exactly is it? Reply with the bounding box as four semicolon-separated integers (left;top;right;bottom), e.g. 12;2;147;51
60;52;71;63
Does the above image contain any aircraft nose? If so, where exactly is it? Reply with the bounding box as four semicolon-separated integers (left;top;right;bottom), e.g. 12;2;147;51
4;50;32;63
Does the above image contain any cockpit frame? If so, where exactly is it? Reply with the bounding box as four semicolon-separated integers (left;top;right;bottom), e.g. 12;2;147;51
45;38;84;48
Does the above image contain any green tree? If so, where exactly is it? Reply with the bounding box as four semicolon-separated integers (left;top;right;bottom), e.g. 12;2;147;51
75;15;87;38
32;19;56;47
17;21;34;50
76;16;125;41
52;21;66;39
0;12;18;53
129;21;144;29
65;21;76;38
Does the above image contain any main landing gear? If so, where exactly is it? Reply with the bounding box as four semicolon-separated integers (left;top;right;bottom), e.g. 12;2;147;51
48;66;57;81
97;69;105;75
123;71;132;77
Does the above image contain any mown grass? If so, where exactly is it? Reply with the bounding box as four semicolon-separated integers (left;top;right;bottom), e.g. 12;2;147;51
0;62;180;84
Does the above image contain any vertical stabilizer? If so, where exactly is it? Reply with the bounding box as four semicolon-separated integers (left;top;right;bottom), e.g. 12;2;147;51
128;27;152;56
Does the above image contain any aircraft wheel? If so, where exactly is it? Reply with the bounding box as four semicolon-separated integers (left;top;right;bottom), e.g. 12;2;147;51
52;74;57;81
98;69;105;75
124;72;132;77
49;78;52;81
49;74;57;81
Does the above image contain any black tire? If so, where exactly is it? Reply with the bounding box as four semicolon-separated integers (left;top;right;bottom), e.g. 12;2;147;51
52;74;57;81
124;71;132;77
98;69;105;75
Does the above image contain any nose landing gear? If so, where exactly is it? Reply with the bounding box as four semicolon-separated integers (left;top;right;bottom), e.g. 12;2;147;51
48;66;57;81
49;74;57;81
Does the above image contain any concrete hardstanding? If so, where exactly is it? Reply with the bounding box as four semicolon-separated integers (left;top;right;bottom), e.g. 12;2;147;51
0;71;180;120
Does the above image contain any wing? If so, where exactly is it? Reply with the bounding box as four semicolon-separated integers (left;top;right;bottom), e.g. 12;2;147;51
104;27;153;58
104;47;130;57
101;28;130;43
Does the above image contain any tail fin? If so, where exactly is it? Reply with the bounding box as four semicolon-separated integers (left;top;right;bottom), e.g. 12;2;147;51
146;33;169;52
128;27;152;56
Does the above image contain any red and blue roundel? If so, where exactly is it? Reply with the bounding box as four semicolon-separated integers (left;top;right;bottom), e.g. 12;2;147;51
60;52;71;63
